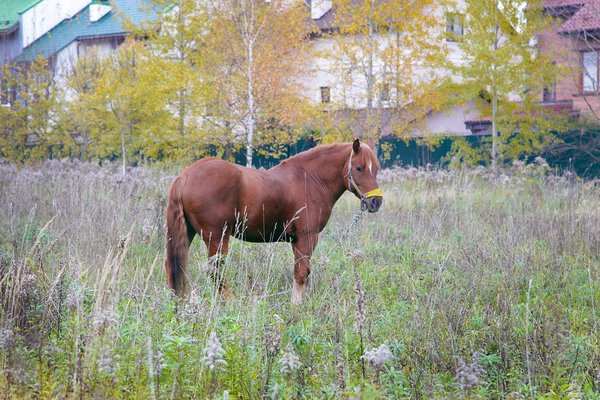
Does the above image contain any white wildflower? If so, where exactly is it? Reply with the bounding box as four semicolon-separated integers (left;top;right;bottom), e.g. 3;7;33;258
534;156;548;167
91;307;119;331
361;343;393;371
181;290;204;324
201;332;227;372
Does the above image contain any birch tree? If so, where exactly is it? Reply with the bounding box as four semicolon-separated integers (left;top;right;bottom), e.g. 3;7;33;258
204;0;313;167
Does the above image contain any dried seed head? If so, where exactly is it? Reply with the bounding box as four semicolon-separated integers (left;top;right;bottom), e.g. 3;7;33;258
181;290;204;324
264;324;281;359
4;365;29;385
347;248;365;262
354;273;366;337
65;287;83;310
98;345;119;376
0;328;16;352
279;343;301;375
454;352;484;392
19;273;37;292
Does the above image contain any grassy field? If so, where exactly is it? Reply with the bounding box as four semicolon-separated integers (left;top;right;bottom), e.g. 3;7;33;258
0;160;599;399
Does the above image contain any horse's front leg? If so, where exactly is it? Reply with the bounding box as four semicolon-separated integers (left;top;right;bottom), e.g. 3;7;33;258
291;234;318;305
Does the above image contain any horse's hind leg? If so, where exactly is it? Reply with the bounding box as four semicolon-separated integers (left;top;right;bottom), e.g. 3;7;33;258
203;230;233;299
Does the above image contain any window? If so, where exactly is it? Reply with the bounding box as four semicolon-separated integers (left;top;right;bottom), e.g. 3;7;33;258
543;61;556;101
582;51;598;94
320;86;330;103
0;73;14;106
543;83;556;102
445;13;464;42
381;81;390;102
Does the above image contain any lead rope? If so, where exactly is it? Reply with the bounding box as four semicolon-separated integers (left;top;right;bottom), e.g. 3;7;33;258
339;208;365;245
320;147;367;259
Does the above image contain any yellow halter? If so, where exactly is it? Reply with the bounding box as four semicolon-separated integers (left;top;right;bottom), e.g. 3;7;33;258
365;188;383;198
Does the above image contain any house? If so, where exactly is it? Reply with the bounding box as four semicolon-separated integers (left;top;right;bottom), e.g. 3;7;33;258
306;0;597;140
304;0;481;138
1;0;154;99
0;0;91;66
13;0;154;89
540;0;600;121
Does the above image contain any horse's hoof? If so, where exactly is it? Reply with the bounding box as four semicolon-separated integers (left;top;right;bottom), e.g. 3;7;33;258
291;282;304;305
291;295;302;305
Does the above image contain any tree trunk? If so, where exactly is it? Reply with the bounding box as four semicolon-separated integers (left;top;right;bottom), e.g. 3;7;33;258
492;95;497;173
120;128;126;177
491;23;499;173
178;89;186;137
246;65;255;167
246;17;255;168
366;3;375;133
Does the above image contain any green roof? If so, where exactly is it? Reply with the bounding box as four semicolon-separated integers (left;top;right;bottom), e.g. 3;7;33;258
0;0;41;32
16;0;157;62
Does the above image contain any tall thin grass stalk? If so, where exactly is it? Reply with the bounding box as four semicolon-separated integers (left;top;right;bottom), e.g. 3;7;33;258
525;278;533;390
353;268;366;381
588;267;598;338
146;337;156;400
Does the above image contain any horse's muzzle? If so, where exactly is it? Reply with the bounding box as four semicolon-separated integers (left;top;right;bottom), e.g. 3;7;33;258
361;196;382;213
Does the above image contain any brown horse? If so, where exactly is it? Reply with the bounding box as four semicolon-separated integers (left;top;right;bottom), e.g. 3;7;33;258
164;139;383;304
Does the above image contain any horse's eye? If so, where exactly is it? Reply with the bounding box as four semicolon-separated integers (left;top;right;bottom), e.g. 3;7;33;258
356;166;363;172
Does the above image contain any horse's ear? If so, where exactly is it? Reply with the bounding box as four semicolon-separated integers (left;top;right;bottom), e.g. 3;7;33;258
353;138;361;153
366;137;374;150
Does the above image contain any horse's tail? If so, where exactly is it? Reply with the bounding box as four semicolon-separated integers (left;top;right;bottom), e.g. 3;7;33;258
165;175;190;297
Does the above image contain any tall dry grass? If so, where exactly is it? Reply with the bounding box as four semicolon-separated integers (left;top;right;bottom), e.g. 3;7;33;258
0;159;599;398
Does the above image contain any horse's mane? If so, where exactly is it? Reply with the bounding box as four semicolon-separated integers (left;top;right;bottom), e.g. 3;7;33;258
276;143;349;167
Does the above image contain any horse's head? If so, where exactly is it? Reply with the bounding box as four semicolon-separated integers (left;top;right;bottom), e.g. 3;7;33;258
346;138;383;213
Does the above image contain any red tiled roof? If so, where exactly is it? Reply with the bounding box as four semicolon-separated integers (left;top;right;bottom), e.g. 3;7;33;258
464;100;576;128
539;99;577;113
558;0;600;33
545;0;600;34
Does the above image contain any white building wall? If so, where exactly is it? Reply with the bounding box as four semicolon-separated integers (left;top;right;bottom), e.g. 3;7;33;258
426;103;479;136
21;0;91;48
54;39;117;101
